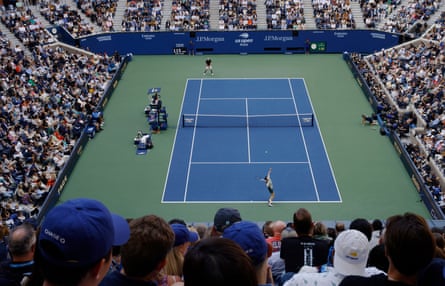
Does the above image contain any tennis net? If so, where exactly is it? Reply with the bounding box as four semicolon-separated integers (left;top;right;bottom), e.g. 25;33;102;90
182;113;314;127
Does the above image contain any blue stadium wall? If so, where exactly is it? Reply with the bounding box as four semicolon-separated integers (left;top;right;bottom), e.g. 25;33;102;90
53;29;402;55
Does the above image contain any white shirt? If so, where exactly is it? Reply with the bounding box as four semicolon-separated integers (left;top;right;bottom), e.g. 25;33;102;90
284;266;384;286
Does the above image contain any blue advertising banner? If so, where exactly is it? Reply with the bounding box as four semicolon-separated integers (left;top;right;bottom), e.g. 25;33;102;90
77;30;400;55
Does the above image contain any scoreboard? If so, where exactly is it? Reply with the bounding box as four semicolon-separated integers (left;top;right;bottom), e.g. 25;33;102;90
173;46;187;55
309;41;327;53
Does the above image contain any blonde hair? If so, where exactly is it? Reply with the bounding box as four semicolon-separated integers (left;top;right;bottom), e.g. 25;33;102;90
163;246;185;277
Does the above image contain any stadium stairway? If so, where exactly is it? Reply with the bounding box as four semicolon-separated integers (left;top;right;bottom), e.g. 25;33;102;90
162;0;172;31
426;3;445;27
0;16;29;56
208;0;219;30
27;4;52;28
256;3;267;30
302;0;316;29
350;0;365;29
113;0;129;32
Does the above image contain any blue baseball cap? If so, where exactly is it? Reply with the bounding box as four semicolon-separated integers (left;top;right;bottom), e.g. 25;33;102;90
189;230;199;243
38;198;130;268
213;208;242;232
171;223;195;246
222;221;268;266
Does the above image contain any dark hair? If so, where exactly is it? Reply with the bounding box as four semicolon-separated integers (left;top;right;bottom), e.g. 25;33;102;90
183;237;257;286
121;215;174;278
293;208;313;235
327;227;337;241
384;213;435;276
35;236;112;286
168;218;186;226
371;219;384;231
367;244;389;273
262;221;273;238
349;218;372;241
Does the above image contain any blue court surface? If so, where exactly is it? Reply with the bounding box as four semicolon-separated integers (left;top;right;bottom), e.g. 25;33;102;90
163;78;341;204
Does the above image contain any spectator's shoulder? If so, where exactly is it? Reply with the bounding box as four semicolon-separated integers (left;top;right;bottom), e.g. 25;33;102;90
340;273;386;286
0;262;22;286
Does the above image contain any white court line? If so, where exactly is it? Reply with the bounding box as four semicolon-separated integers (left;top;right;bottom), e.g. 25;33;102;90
161;79;191;202
163;200;340;204
183;80;204;202
288;78;320;201
187;77;305;80
191;161;309;164
165;78;340;204
200;97;293;100
301;80;342;202
245;98;251;163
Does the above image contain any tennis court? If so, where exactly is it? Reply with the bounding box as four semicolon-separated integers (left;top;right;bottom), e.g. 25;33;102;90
163;78;340;203
60;55;430;222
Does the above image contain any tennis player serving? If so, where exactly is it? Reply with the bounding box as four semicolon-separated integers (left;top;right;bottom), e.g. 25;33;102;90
203;58;214;76
261;168;275;207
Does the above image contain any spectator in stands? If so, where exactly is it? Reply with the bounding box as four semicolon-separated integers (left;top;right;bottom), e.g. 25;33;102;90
194;224;208;239
284;229;375;286
367;220;388;273
340;212;436;286
418;257;445;286
280;208;330;280
268;227;297;285
161;223;198;282
313;221;333;244
211;207;242;236
183;237;258;286
349;218;373;241
34;198;130;286
367;241;389;273
335;222;346;234
100;214;175;286
266;220;286;252
369;219;384;249
0;224;9;263
0;223;35;285
223;221;273;285
262;221;274;239
433;232;445;258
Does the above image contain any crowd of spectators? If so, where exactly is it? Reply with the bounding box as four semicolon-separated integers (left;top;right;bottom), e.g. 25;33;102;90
312;0;355;29
166;0;210;31
0;17;120;229
217;0;256;30
1;204;443;286
264;0;305;30
360;0;400;29
349;27;445;209
39;0;95;37
121;0;163;32
378;0;441;34
1;4;54;48
424;11;445;41
0;0;441;35
76;0;117;32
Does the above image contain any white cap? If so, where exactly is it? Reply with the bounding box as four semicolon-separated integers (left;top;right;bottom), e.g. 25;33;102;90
334;229;370;276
